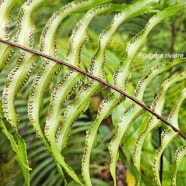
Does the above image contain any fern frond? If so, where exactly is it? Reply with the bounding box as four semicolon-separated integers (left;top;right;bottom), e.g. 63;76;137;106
0;1;186;185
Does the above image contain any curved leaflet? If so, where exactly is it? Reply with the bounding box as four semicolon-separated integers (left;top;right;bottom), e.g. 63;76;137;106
153;88;186;185
132;71;186;185
0;0;20;71
172;145;186;185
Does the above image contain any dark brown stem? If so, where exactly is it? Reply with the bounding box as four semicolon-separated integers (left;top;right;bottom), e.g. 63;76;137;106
0;39;186;140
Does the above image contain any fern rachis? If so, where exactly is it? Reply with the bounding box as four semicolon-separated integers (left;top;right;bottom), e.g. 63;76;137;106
0;0;186;185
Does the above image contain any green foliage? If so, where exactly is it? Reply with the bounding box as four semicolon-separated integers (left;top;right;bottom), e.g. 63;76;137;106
0;0;186;185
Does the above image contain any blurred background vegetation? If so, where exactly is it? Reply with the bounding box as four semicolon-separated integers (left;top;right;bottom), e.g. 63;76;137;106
0;0;186;185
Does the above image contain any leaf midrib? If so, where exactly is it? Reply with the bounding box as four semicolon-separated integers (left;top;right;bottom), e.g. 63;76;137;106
0;38;185;141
